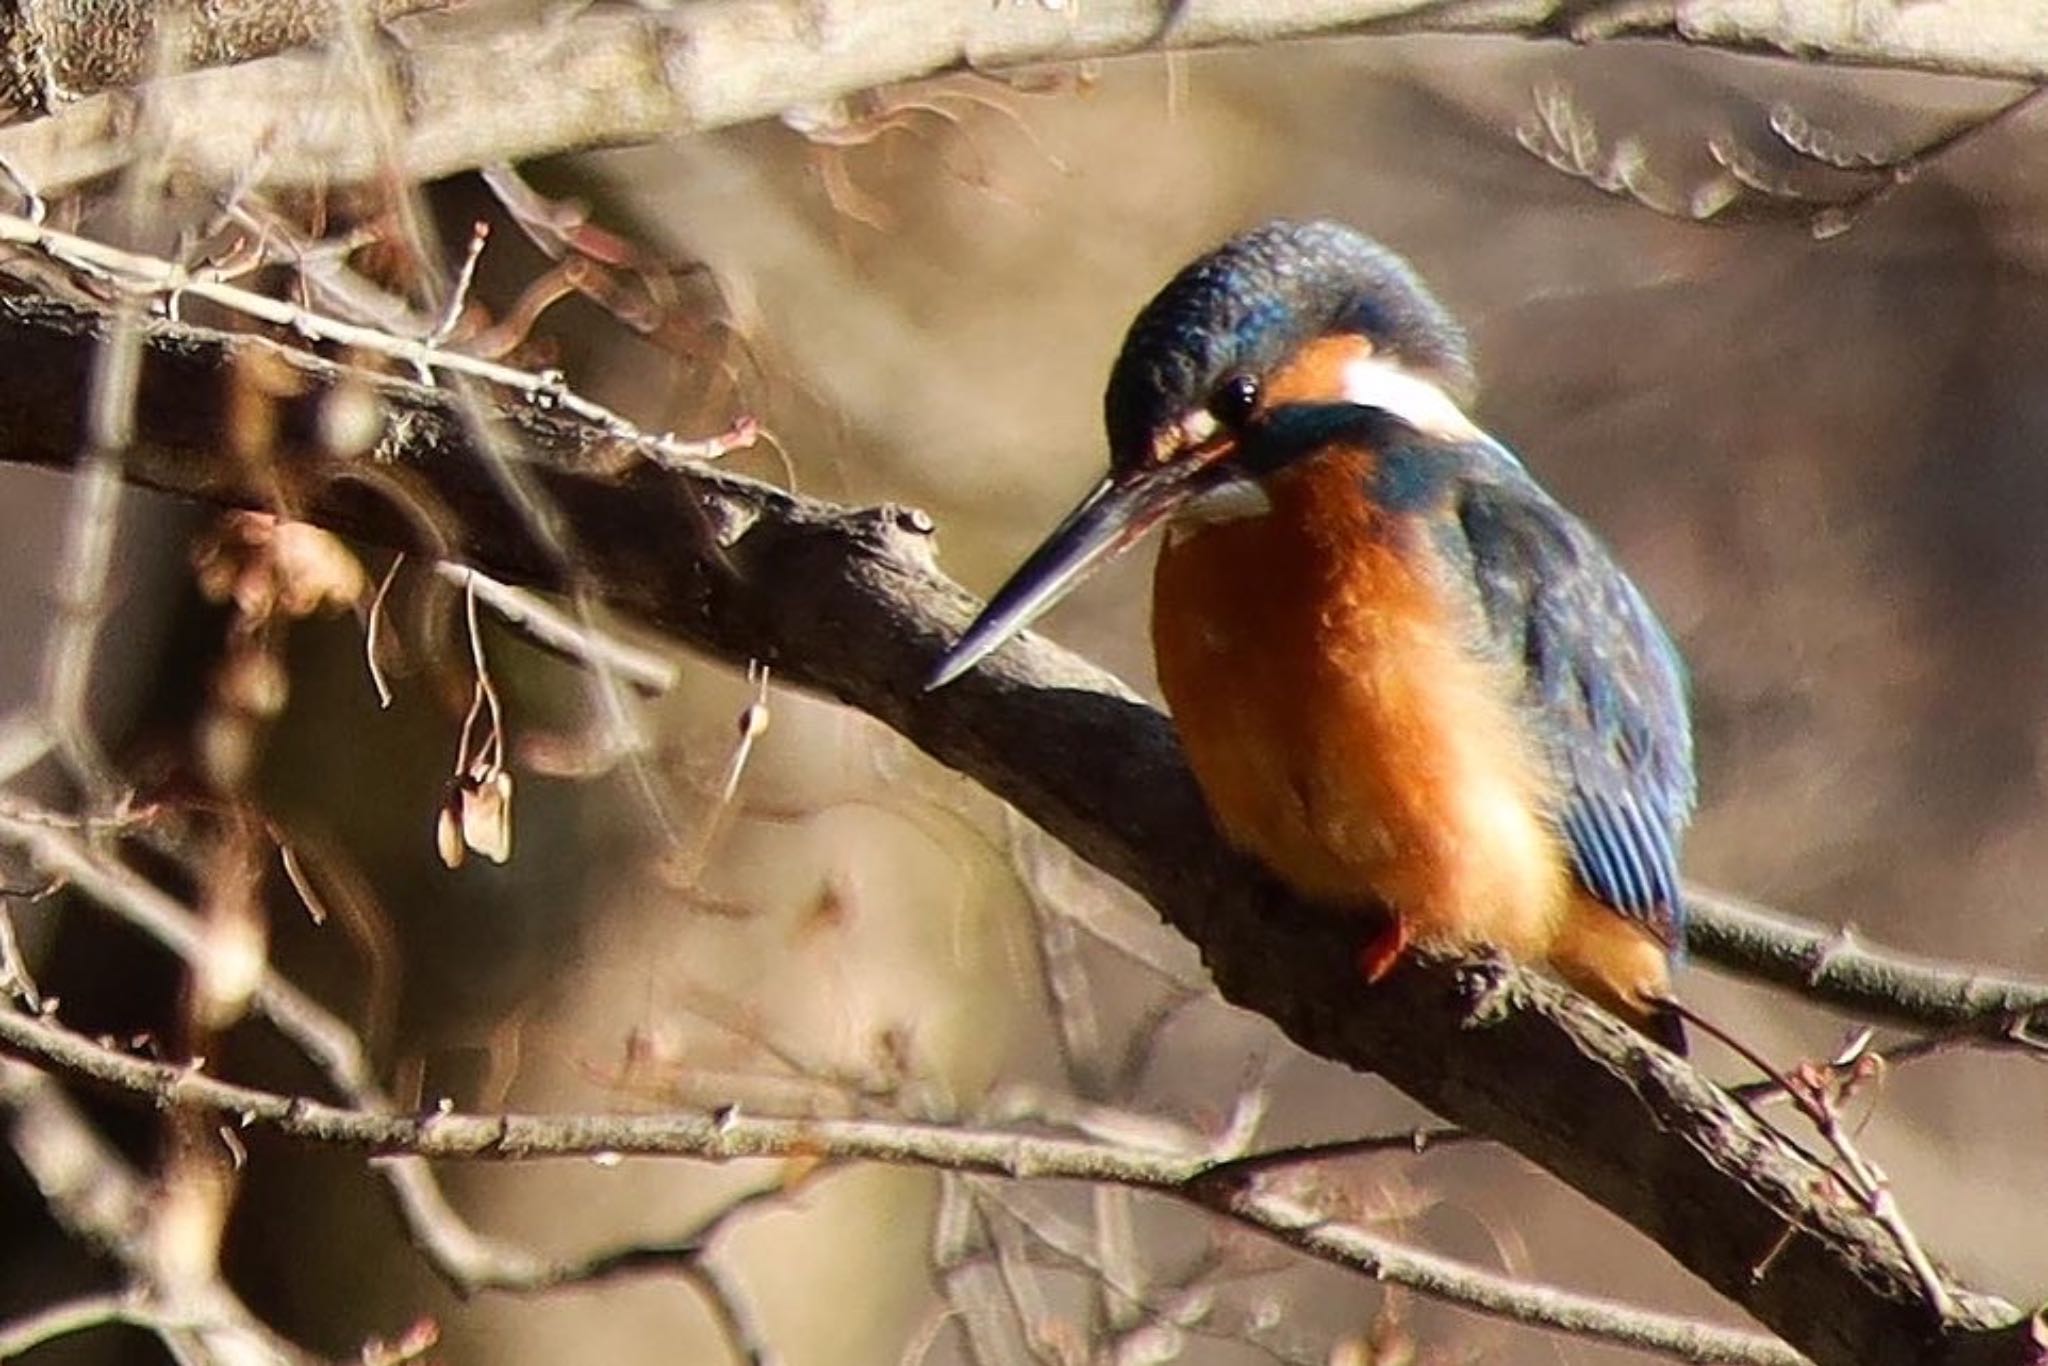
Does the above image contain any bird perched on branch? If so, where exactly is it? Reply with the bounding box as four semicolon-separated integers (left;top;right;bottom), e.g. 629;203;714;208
929;220;1695;1050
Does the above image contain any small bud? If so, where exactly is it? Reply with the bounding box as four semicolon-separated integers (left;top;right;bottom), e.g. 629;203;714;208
435;798;467;869
319;380;384;458
459;770;515;865
218;649;289;718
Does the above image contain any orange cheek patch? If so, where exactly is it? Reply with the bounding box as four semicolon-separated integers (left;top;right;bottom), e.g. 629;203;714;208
1260;333;1377;406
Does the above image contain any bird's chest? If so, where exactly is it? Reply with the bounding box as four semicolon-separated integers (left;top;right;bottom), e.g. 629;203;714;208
1151;452;1565;950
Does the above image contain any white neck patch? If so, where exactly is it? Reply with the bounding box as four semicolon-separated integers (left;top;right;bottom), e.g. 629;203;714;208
1338;355;1483;444
1162;356;1489;544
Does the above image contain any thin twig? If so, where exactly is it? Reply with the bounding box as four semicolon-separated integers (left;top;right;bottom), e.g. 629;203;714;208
1673;1005;1952;1318
429;221;491;349
434;564;679;695
0;210;755;469
1198;1126;1476;1184
1731;1020;2045;1116
0;1291;158;1359
0;901;42;1010
0;1003;1808;1366
275;843;329;927
0;1055;316;1365
383;1171;790;1366
1683;883;2048;1038
364;554;403;708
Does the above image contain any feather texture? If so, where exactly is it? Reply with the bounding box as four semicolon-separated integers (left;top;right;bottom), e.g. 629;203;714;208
1443;442;1695;949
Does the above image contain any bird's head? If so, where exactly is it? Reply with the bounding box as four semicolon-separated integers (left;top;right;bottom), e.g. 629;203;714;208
929;220;1480;689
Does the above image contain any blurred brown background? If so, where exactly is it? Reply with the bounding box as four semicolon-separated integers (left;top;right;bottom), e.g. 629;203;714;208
4;28;2047;1366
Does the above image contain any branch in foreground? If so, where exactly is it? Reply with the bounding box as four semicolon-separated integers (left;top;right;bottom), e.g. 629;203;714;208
0;1055;315;1363
0;1292;155;1360
0;1004;1807;1366
0;803;779;1362
0;0;2041;196
0;801;639;1293
0;296;2044;1366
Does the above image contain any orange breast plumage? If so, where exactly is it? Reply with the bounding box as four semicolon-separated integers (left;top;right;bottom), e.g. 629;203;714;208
1150;443;1572;964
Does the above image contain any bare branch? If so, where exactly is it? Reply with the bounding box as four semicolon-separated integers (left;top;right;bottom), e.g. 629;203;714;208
0;1003;1814;1366
0;797;781;1366
0;801;552;1283
0;2;2043;198
0;210;757;470
0;1291;158;1359
1519;83;2048;239
1683;884;2048;1037
7;226;2037;1042
0;899;42;1010
432;563;679;695
381;1169;787;1366
0;1055;317;1364
1676;1010;1952;1318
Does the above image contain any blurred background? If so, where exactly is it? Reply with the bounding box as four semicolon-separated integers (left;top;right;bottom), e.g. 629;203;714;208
3;22;2047;1366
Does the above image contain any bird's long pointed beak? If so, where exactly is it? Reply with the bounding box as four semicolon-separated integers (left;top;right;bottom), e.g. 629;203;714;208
927;457;1215;690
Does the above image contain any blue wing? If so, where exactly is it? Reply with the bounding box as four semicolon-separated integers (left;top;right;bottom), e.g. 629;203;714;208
1444;448;1696;948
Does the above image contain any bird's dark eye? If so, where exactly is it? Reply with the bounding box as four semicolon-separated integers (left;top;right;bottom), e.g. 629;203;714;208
1208;372;1262;427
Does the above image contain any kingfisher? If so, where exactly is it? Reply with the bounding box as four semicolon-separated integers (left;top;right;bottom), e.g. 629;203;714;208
928;220;1695;1051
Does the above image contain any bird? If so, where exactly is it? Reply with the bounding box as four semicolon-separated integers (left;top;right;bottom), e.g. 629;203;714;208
928;220;1695;1051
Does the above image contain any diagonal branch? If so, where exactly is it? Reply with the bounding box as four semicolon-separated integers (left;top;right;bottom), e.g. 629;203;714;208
0;294;2044;1366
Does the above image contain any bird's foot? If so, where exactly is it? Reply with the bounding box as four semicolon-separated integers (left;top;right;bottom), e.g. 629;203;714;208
1357;919;1409;984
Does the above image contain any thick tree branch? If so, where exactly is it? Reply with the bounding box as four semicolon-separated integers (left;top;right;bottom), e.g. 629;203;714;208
0;297;2040;1038
0;295;2044;1366
0;1;2039;197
